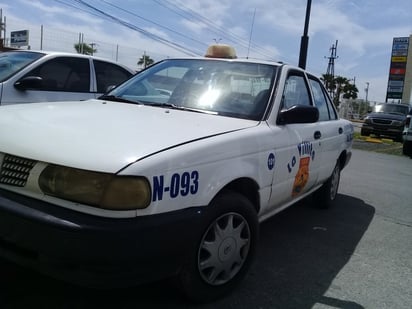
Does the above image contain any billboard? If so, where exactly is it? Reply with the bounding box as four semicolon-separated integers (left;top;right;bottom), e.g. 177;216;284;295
386;37;409;100
10;30;29;47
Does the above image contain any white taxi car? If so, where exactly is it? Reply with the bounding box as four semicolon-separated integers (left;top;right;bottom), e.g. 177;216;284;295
0;45;353;302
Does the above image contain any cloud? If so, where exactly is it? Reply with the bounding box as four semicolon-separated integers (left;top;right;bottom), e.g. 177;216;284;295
17;0;103;27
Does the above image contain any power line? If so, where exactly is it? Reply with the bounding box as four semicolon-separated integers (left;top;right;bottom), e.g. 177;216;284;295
57;0;202;56
152;0;278;60
99;0;208;50
55;0;282;61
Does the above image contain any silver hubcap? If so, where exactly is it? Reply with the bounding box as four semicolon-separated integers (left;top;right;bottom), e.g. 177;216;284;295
198;212;251;286
330;165;340;200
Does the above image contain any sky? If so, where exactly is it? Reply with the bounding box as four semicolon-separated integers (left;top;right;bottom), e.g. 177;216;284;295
1;0;412;103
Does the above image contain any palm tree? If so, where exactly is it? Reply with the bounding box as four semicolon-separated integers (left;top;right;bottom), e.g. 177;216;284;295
137;54;154;69
74;43;97;55
321;74;358;107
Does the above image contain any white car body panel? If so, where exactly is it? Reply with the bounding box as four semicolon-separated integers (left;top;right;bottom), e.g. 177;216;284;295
0;100;258;173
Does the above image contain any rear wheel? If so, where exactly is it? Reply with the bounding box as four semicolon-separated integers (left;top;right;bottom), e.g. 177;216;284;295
178;190;258;303
403;141;412;157
313;161;341;209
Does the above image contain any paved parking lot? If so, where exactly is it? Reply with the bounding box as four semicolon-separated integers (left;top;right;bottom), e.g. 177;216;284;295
1;149;411;308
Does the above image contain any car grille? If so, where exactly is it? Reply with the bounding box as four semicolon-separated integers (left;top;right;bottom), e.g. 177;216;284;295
372;118;392;125
0;154;37;187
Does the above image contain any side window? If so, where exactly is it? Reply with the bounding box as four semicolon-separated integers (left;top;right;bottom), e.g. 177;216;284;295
26;57;90;92
282;74;311;109
94;60;132;93
325;89;338;120
309;78;331;121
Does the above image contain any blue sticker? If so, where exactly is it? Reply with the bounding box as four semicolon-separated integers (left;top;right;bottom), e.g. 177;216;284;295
268;153;275;170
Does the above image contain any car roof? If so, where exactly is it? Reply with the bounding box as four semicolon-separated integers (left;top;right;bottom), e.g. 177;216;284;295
6;49;134;72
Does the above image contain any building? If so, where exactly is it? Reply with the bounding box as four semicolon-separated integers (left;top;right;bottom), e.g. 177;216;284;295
386;35;412;104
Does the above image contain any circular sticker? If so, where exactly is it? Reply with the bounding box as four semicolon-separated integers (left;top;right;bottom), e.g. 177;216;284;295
268;153;275;170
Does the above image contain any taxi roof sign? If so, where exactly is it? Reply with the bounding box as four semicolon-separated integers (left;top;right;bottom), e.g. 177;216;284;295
205;44;237;59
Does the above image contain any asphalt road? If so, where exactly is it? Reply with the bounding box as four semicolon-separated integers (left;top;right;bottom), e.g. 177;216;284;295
0;149;411;309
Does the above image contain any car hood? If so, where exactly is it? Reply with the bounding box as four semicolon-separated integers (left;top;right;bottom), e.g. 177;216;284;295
0;100;257;173
368;112;406;121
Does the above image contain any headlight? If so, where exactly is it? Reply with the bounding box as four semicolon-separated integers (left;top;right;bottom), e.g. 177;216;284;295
39;165;151;210
363;116;371;124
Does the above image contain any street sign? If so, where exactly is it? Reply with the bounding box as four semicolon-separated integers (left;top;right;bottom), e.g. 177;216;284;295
10;30;29;47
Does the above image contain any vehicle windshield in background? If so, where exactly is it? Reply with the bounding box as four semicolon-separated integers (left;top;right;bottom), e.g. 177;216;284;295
373;103;409;116
107;59;278;120
0;51;45;82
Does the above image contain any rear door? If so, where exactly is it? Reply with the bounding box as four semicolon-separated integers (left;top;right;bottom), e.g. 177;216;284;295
307;74;343;182
92;60;133;97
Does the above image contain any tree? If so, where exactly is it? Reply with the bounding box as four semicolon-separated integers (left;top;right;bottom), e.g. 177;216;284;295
137;53;154;69
321;74;358;107
74;43;97;55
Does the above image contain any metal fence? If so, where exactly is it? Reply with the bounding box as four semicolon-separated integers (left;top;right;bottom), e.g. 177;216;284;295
3;17;172;71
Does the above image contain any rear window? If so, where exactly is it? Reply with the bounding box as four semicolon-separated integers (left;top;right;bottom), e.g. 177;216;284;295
0;51;44;82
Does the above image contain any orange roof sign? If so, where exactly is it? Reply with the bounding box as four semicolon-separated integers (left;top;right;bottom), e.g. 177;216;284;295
205;44;237;59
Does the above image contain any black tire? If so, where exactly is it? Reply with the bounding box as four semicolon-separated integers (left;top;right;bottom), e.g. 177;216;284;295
395;134;403;143
360;128;369;137
313;161;341;209
177;190;259;303
403;141;412;156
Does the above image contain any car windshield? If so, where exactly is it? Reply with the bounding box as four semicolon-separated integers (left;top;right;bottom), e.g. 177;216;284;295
0;51;45;82
374;103;409;116
107;59;278;120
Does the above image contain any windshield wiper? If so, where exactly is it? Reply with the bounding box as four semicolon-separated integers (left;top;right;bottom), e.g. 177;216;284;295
99;95;141;105
146;103;218;115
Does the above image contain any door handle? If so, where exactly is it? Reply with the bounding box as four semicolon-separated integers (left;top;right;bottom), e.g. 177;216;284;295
314;131;321;139
339;127;343;134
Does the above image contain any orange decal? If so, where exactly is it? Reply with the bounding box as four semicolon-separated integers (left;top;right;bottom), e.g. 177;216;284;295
292;157;310;196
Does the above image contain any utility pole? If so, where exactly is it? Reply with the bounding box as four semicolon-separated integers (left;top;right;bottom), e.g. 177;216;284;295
359;82;369;115
0;9;5;48
325;40;339;100
298;0;312;69
90;42;97;55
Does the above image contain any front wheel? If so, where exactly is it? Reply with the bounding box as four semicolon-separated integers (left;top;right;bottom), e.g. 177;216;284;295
178;190;259;303
313;161;341;209
360;128;369;137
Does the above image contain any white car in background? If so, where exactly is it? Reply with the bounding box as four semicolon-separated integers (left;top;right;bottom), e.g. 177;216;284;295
0;50;134;104
0;45;353;302
403;108;412;157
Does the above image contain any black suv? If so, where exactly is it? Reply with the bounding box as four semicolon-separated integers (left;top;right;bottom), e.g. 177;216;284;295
361;103;410;142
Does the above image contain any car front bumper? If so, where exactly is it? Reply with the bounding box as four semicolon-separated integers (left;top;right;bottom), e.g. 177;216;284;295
0;188;209;287
361;123;403;137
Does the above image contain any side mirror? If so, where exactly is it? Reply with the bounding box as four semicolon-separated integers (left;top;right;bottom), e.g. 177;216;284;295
14;76;43;90
277;105;319;125
106;85;116;93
